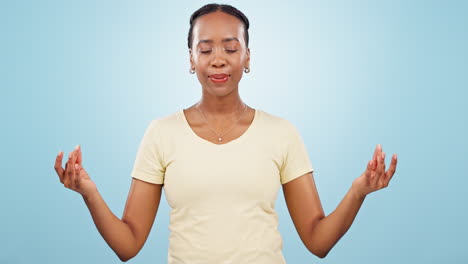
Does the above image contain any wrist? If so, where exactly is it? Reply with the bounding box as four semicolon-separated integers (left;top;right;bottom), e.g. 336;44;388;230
82;188;99;202
350;184;366;201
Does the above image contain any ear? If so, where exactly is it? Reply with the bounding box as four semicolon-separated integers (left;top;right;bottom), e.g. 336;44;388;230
189;48;194;68
245;47;250;69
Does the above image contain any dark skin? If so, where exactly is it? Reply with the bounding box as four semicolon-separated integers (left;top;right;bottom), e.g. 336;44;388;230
187;11;399;258
53;10;398;261
185;11;254;145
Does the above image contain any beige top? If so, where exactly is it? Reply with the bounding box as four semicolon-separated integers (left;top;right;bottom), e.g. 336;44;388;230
131;108;314;264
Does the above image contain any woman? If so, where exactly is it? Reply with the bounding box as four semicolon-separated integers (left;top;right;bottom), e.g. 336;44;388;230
53;3;398;263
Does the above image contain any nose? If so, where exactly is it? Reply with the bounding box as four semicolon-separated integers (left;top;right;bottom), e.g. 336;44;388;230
211;48;226;68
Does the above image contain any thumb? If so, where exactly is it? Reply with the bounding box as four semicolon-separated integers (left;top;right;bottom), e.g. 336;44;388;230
365;160;373;178
75;163;90;179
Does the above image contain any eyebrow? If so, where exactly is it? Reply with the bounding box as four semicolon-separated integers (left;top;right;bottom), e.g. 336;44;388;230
197;37;239;46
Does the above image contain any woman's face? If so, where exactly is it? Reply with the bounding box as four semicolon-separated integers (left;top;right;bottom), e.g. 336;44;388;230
189;11;250;97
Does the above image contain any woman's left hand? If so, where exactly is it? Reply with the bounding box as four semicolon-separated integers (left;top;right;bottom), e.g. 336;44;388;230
352;144;398;199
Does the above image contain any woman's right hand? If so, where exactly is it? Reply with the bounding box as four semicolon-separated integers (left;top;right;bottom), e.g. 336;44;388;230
54;145;97;198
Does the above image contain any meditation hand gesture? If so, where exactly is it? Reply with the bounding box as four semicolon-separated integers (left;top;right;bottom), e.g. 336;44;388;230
54;145;97;198
352;144;398;198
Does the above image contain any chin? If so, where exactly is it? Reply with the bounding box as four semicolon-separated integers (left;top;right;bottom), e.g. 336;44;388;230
207;85;236;97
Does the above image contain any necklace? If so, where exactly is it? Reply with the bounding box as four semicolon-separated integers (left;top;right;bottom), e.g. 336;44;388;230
196;102;249;142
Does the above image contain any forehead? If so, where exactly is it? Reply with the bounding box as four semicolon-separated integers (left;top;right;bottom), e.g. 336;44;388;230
192;11;245;44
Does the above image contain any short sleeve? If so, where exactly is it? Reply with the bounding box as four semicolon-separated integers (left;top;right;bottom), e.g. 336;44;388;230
130;120;165;184
280;122;314;184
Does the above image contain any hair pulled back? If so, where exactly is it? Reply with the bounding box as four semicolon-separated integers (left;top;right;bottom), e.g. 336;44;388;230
187;3;250;50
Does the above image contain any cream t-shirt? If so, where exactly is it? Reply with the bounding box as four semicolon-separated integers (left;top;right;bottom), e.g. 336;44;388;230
131;108;314;264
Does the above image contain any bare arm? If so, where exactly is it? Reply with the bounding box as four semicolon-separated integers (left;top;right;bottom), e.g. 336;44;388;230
55;146;163;262
283;144;398;258
83;179;162;262
121;178;163;260
298;178;365;258
83;189;136;261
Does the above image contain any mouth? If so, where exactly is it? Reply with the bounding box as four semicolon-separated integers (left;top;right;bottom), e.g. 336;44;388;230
209;73;230;83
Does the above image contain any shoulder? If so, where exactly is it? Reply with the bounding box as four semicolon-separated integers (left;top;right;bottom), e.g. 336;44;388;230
149;110;182;130
257;109;297;135
142;110;182;141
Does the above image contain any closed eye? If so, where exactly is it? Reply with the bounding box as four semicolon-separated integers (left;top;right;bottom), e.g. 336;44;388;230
200;50;237;54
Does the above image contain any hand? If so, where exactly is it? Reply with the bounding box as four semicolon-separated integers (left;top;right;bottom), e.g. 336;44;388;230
54;145;97;198
352;144;398;198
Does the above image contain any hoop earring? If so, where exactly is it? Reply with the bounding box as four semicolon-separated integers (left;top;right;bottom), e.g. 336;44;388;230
189;67;196;74
244;67;250;73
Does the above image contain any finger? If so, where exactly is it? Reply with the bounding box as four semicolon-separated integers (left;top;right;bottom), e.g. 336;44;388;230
383;154;398;186
365;160;373;178
74;163;81;188
75;145;82;167
372;155;378;170
372;144;381;163
54;151;65;180
70;150;77;189
371;144;382;172
364;159;374;184
373;151;385;186
372;144;378;160
63;152;72;188
378;152;388;187
65;151;76;188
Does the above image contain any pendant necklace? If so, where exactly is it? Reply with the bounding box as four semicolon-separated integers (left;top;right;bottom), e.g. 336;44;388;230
196;102;248;143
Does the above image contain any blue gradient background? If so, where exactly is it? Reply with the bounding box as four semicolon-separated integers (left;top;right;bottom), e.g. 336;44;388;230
1;0;467;263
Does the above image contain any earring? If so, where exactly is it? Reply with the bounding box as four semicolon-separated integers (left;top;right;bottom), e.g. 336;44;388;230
244;67;250;73
189;67;196;74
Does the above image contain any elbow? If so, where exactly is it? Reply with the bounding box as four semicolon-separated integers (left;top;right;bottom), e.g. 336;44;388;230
118;251;136;262
116;240;139;262
119;255;132;262
309;247;329;259
314;250;329;259
306;239;330;258
307;242;330;259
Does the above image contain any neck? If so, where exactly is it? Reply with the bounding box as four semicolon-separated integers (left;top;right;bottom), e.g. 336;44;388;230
196;93;246;117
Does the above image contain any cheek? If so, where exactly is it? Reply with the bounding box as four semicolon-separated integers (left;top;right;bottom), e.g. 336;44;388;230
196;72;207;82
230;68;244;82
234;63;245;74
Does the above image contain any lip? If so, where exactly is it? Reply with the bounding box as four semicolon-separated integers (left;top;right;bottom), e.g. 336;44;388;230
209;73;230;83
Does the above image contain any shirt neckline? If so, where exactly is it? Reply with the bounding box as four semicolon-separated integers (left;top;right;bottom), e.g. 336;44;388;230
179;108;259;147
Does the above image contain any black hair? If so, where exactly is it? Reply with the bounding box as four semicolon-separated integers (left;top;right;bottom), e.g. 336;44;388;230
187;3;250;50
